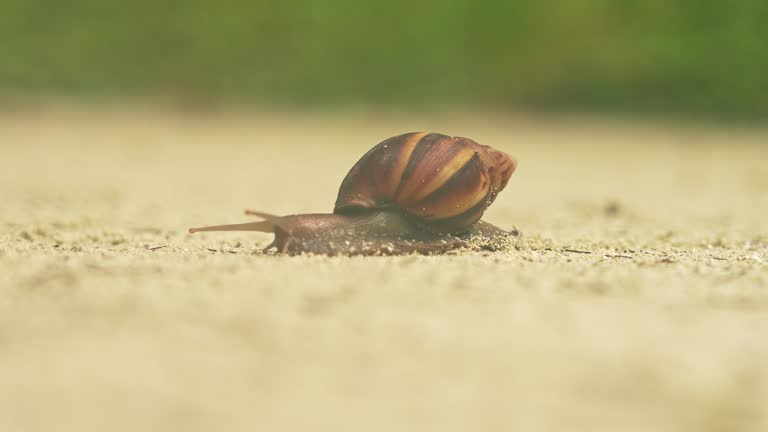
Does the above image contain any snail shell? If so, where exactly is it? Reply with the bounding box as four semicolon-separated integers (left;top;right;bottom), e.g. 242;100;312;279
334;132;516;233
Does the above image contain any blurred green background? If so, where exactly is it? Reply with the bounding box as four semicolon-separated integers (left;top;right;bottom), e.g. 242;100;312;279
1;0;767;118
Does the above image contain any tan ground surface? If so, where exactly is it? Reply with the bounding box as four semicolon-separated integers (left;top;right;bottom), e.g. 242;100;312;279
1;105;767;431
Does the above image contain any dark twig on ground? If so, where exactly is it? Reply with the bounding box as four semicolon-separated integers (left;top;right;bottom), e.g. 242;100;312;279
604;254;633;259
563;249;593;254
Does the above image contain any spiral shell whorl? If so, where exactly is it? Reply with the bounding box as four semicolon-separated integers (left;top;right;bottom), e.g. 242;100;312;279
334;132;516;234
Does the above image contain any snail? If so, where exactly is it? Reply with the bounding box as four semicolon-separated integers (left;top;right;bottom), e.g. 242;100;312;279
189;132;517;256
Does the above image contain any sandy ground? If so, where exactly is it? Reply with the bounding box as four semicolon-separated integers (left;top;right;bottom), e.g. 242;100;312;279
1;105;767;431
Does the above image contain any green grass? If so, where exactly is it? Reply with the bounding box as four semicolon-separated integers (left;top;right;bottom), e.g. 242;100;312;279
2;1;767;117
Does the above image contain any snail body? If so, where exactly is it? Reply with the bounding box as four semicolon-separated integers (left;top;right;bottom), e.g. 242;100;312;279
189;132;517;256
191;210;510;256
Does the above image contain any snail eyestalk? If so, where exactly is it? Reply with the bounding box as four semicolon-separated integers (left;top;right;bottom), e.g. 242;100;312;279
188;221;274;234
189;210;289;233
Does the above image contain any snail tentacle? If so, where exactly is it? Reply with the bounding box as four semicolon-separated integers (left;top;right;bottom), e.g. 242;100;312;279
188;220;274;234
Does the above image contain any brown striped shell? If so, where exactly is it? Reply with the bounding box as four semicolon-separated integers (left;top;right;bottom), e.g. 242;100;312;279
334;132;517;233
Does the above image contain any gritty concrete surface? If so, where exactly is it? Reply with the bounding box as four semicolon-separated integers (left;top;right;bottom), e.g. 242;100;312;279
1;105;767;431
